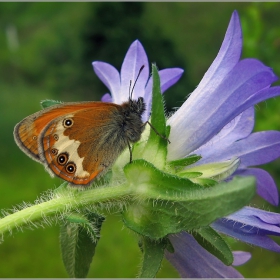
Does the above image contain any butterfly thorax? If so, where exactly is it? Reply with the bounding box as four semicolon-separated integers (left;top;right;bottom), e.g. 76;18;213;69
120;97;146;143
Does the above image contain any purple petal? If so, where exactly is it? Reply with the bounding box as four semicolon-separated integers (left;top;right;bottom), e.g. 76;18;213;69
242;86;280;110
232;251;251;266
193;131;280;168
101;93;112;102
143;68;184;122
168;58;278;160
156;68;184;94
167;11;242;160
235;168;279;206
165;232;243;278
192;107;254;160
92;61;121;103
212;206;280;252
120;40;149;103
188;10;242;103
230;206;280;227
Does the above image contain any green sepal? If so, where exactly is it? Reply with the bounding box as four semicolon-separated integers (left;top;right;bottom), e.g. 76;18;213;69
123;161;256;239
169;154;202;171
166;125;171;138
139;237;168;278
140;64;169;169
147;64;168;145
60;211;105;278
41;99;62;108
165;237;175;253
192;226;233;265
124;159;200;200
179;172;203;178
189;177;217;187
183;158;240;182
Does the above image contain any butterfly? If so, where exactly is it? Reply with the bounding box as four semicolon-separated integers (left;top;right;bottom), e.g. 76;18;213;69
14;97;148;187
14;66;148;187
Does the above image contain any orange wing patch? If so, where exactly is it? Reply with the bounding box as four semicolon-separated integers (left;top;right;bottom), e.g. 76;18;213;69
14;101;119;162
14;101;122;186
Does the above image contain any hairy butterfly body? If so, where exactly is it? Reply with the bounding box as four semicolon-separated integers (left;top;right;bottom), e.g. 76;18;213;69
14;98;146;186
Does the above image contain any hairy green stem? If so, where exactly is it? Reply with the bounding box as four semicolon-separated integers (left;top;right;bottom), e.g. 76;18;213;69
0;183;130;236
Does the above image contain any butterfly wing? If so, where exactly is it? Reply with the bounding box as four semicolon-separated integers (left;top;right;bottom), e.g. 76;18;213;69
14;102;104;162
38;102;128;186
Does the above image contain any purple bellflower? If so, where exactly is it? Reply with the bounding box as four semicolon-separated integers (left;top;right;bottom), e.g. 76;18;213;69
165;232;251;278
92;40;184;122
91;10;280;278
165;11;280;277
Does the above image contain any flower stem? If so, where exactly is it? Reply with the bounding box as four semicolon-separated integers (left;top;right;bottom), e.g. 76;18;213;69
0;184;130;236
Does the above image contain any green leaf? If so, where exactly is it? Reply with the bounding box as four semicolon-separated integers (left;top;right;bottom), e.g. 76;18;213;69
192;226;233;265
139;237;166;278
123;162;256;239
60;211;105;278
41;99;62;108
140;64;169;169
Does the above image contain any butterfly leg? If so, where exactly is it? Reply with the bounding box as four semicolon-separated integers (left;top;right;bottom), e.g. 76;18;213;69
126;140;133;163
142;121;171;144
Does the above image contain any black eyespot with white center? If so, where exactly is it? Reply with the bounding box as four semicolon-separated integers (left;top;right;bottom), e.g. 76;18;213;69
57;153;68;165
65;162;76;174
63;118;73;128
53;134;59;141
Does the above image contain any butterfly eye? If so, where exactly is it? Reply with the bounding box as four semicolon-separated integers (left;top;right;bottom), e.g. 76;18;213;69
63;118;73;128
65;162;76;174
57;153;68;165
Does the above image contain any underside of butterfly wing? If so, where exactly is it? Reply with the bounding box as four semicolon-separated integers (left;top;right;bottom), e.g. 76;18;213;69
39;104;128;186
14;101;116;162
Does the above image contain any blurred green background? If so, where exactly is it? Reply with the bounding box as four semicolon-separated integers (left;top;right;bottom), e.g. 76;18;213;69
1;2;280;277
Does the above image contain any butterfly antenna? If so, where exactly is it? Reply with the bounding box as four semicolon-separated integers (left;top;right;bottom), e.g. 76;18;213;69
129;65;145;100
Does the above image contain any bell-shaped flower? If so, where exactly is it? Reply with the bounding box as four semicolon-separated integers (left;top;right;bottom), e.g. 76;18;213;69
165;10;280;277
92;39;184;122
90;11;280;277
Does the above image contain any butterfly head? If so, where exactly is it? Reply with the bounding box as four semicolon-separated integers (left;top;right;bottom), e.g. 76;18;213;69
128;97;146;116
